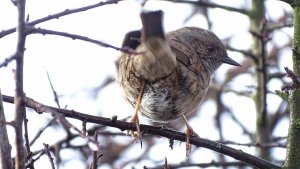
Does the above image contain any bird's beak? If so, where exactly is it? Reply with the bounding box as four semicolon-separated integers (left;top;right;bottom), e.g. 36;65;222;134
222;56;241;66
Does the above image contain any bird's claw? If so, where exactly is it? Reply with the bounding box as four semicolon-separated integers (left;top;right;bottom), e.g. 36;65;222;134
126;116;143;149
126;120;142;139
185;126;199;156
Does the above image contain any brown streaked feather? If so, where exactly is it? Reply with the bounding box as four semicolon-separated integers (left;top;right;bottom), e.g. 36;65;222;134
168;38;203;78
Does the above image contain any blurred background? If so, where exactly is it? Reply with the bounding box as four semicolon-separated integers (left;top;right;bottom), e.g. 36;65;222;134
0;0;293;168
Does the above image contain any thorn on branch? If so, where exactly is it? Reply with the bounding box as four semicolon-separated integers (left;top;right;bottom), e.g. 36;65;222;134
26;14;30;22
169;138;174;150
82;120;87;136
110;115;118;124
164;157;170;169
281;67;300;91
292;46;300;60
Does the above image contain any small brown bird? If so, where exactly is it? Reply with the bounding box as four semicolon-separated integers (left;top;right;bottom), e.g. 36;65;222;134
117;11;240;154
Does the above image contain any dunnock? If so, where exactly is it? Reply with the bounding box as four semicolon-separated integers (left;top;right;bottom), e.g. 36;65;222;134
117;10;240;154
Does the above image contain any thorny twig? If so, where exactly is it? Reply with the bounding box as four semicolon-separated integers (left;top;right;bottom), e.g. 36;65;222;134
1;94;281;169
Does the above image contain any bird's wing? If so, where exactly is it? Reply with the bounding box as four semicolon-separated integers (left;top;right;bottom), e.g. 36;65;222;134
116;30;141;72
121;30;141;49
169;38;201;77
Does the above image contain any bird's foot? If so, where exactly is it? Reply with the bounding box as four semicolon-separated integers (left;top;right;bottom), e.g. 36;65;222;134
126;113;142;142
185;126;199;156
182;115;199;156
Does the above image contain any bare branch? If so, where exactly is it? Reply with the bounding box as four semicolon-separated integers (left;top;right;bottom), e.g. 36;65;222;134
29;119;56;146
226;111;255;141
14;0;27;168
266;19;293;31
43;143;55;169
90;133;98;169
0;55;17;68
27;27;140;54
226;45;258;63
219;140;286;148
157;0;249;15
23;116;33;169
0;0;122;38
1;94;281;169
147;161;248;169
25;148;46;168
0;90;12;169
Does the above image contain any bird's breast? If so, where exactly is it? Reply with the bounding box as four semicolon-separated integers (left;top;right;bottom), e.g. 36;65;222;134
119;59;211;122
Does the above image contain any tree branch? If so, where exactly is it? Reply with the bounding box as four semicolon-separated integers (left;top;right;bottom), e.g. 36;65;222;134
147;161;248;169
157;0;250;15
0;90;12;169
0;0;122;38
226;45;258;63
14;0;27;168
284;2;300;168
26;27;139;54
43;144;55;169
0;54;17;68
1;94;281;169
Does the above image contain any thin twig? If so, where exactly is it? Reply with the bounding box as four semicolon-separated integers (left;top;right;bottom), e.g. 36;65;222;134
147;161;248;169
46;71;61;108
270;101;289;133
43;143;55;169
90;132;98;169
226;111;255;141
226;45;258;63
30;125;105;157
219;140;286;148
25;149;46;168
23;117;33;169
266;19;293;31
27;27;140;54
0;55;17;68
157;0;249;15
55;115;100;150
30;118;56;146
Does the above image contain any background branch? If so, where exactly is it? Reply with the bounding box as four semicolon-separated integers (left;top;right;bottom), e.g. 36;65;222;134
0;0;122;38
27;27;139;54
0;90;12;169
14;0;28;168
157;0;249;15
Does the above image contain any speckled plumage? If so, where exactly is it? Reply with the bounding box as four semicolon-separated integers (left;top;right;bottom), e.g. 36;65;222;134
118;26;239;123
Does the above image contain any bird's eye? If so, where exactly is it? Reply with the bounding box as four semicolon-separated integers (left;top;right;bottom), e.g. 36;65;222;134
207;46;214;53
